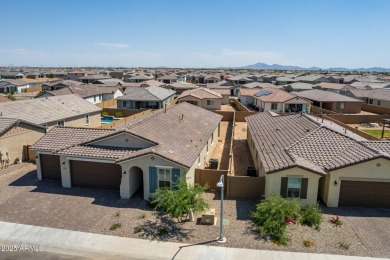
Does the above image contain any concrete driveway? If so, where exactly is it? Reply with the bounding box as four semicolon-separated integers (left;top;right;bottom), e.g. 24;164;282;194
0;165;146;232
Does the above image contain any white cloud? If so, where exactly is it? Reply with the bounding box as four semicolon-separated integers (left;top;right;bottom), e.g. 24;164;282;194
97;43;129;49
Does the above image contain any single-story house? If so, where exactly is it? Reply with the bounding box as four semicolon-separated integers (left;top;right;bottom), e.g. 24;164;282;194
157;74;178;84
0;71;26;79
77;74;111;84
0;79;30;93
347;82;390;90
124;74;154;83
283;82;314;92
31;102;222;200
0;94;102;128
275;77;297;85
117;86;175;109
253;88;311;113
238;88;261;106
0;118;46;163
294;75;331;84
67;71;87;80
241;82;280;89
37;85;123;105
164;82;199;95
344;89;390;108
314;82;348;94
42;80;84;91
293;89;363;114
208;88;230;105
246;112;390;207
177;87;223;110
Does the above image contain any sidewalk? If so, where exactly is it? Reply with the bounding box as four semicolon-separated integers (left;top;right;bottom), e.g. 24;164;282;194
0;221;386;260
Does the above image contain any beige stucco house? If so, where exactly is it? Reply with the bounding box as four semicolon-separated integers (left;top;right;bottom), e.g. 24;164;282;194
246;112;390;208
31;102;222;200
0;118;46;163
177;87;223;110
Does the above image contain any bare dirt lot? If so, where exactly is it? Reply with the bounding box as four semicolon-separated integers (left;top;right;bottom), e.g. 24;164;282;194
210;121;232;170
231;122;254;176
1;165;389;258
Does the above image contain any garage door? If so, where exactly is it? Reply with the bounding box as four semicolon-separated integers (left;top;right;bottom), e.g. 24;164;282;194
339;180;390;208
70;160;122;191
40;154;61;180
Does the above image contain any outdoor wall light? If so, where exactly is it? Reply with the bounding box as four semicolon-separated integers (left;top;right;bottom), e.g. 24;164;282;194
334;180;338;186
123;171;127;176
62;162;65;166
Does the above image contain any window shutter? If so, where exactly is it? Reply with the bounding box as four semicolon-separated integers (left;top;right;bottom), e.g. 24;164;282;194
280;177;288;198
172;168;180;190
300;178;308;199
149;166;157;193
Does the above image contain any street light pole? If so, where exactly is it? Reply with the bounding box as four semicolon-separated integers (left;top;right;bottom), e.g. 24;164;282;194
216;175;226;243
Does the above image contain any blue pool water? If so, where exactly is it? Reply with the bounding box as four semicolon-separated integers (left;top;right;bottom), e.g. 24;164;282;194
101;116;119;124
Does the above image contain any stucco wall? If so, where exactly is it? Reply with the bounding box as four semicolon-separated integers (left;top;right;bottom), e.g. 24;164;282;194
46;112;101;129
321;158;390;207
91;133;155;148
200;99;222;110
0;123;46;162
265;167;321;206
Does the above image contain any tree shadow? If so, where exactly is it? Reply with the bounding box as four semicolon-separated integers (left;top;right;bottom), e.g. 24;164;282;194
137;215;193;242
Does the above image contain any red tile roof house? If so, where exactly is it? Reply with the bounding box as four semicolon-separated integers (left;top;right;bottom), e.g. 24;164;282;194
292;89;364;114
246;112;390;207
176;87;224;110
31;102;222;200
240;88;312;113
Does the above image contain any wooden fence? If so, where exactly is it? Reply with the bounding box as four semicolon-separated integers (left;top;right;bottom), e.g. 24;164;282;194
97;99;117;108
100;109;153;129
362;104;390;115
23;85;42;93
226;176;265;199
323;115;380;140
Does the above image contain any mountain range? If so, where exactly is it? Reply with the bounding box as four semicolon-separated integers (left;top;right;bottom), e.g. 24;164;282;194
235;63;390;72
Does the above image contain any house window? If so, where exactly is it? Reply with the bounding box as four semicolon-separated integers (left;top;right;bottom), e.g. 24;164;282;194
337;102;345;110
207;100;214;106
369;99;373;104
158;168;171;188
85;114;89;125
378;100;381;106
57;120;65;126
271;103;278;110
94;96;97;102
287;178;302;198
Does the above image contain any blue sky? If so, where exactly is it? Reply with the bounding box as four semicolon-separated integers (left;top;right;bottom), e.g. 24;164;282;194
1;0;389;68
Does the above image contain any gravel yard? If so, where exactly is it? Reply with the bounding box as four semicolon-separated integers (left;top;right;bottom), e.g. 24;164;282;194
0;165;388;258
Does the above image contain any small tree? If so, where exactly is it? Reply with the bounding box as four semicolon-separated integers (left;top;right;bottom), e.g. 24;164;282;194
152;180;209;222
114;111;123;118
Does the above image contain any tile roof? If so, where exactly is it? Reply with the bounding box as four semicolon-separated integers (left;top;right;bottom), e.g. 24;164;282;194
347;88;390;101
32;102;222;168
315;82;347;90
246;112;389;175
361;141;390;157
283;82;314;90
292;89;363;102
177;87;222;100
0;94;102;125
166;82;199;90
31;127;115;151
241;82;280;89
255;88;303;103
46;85;120;98
119;86;175;101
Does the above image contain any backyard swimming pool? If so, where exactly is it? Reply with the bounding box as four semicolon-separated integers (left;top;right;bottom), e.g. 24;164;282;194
101;116;119;124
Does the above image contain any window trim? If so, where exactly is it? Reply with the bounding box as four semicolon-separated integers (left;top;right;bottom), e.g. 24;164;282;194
337;102;345;110
206;100;215;106
271;102;278;110
157;167;172;188
287;177;302;198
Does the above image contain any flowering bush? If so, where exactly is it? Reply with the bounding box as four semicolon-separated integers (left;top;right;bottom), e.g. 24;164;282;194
329;216;342;226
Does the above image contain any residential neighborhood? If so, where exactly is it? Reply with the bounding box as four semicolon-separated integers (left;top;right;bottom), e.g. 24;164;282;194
1;1;389;259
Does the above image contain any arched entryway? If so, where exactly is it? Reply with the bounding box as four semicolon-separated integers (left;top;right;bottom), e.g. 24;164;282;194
129;166;143;198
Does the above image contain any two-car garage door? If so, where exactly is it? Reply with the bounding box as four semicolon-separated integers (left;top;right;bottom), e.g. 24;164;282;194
339;180;390;208
70;160;122;191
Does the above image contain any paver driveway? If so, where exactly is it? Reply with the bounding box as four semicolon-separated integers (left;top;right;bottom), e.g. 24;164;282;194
324;207;390;258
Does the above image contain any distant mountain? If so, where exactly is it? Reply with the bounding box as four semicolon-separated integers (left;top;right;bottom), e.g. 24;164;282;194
237;62;390;72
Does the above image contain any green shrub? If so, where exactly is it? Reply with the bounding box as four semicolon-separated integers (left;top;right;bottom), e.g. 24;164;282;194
251;194;300;244
114;111;123;118
329;216;343;226
300;204;322;229
110;223;121;231
7;94;16;101
151;180;209;222
157;228;169;237
101;111;109;116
